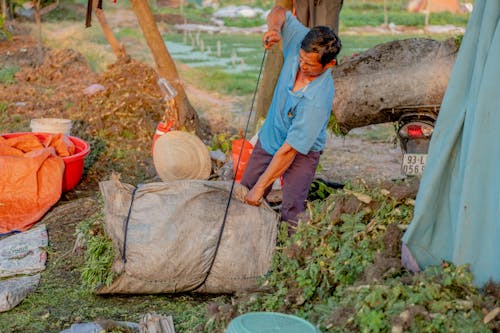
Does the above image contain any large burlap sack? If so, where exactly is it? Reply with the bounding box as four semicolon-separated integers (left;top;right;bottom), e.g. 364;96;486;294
98;177;279;294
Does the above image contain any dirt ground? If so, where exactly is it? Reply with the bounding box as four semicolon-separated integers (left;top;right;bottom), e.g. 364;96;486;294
0;10;439;333
0;22;405;185
0;17;406;274
0;16;407;239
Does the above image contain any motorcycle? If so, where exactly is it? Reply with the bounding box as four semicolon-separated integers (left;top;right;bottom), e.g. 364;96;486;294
395;105;439;176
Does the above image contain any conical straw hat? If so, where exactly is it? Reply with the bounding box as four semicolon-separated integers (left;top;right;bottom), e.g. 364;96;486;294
153;131;211;181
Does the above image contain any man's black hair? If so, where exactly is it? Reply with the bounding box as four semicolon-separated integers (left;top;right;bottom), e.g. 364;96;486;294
301;26;342;67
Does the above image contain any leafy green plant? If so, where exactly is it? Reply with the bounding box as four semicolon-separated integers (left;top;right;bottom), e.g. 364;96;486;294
308;179;336;200
0;66;19;85
226;183;495;333
219;184;495;333
315;263;490;332
327;113;346;136
454;33;464;47
78;207;118;290
0;15;11;40
237;185;409;312
210;132;239;153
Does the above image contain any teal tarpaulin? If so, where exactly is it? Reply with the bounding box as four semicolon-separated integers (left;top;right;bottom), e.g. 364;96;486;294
402;0;500;287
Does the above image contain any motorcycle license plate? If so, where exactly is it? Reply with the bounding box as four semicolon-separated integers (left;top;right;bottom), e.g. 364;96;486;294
402;153;427;176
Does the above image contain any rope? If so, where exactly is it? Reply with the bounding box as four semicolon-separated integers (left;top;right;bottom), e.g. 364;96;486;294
190;49;268;292
122;187;138;263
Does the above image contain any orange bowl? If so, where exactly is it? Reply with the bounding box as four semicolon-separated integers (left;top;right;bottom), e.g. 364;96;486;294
1;132;90;192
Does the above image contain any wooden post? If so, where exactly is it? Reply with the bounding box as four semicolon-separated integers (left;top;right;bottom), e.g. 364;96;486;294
1;0;7;19
252;0;292;132
139;314;176;333
93;1;130;62
33;0;43;65
130;0;199;132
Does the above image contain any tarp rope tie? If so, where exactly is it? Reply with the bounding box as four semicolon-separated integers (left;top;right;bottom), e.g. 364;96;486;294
189;49;268;292
122;187;138;263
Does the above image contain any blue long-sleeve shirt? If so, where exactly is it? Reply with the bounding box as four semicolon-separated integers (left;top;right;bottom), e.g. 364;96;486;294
259;11;335;155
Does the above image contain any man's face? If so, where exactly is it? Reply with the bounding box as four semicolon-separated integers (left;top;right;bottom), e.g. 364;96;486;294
298;49;335;77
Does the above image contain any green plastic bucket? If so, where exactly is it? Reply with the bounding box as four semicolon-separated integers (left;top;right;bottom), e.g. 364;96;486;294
226;312;321;333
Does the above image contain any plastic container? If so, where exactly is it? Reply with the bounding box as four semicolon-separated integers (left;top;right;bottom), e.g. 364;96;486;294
231;139;253;182
61;135;90;192
226;312;321;333
30;118;72;135
1;132;90;192
152;120;175;154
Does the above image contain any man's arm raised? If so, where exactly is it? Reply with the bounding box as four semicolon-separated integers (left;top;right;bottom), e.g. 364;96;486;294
262;6;287;49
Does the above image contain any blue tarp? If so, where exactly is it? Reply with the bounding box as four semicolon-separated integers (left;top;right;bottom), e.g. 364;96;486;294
402;0;500;287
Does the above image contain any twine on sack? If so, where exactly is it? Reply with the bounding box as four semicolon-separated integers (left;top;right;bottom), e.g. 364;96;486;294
119;48;268;283
189;49;268;292
122;187;138;263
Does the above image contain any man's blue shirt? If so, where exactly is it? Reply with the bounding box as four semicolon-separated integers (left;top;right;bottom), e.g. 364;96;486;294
259;11;335;155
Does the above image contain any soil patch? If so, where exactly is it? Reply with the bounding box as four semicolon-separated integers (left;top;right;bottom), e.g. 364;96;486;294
0;19;418;332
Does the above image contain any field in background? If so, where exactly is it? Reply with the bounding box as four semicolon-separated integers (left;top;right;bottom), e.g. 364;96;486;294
34;0;470;95
160;31;459;95
154;0;471;28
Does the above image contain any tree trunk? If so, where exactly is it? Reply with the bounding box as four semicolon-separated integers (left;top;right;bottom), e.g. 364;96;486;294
1;0;7;19
331;38;459;133
33;0;43;65
252;0;292;132
93;1;129;62
39;0;59;16
293;0;343;34
130;0;199;132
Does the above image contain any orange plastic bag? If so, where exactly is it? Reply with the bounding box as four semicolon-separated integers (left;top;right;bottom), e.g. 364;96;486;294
231;139;253;182
43;133;76;157
0;141;24;156
0;147;64;234
4;133;44;153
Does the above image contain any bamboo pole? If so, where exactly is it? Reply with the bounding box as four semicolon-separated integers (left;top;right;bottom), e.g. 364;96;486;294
93;1;129;62
130;0;199;132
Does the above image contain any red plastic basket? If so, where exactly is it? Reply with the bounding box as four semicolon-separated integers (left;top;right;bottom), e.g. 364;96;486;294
1;132;90;192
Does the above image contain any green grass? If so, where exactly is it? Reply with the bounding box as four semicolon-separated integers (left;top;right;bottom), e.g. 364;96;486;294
0;3;482;332
0;206;224;333
0;66;20;85
0;272;217;332
0;15;11;40
163;31;458;95
0;104;30;133
162;0;470;29
115;27;145;40
223;16;266;28
183;65;262;95
340;0;470;27
0;182;496;332
154;3;216;25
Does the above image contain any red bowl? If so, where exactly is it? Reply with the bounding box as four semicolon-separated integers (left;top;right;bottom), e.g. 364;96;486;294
1;132;90;192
